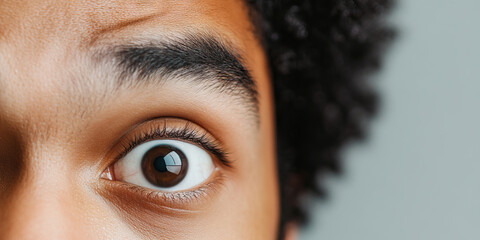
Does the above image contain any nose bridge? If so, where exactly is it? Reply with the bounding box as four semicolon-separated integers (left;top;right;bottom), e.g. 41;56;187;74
0;147;89;240
1;182;72;239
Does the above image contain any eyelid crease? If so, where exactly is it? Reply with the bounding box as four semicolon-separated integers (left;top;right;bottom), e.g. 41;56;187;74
116;119;232;168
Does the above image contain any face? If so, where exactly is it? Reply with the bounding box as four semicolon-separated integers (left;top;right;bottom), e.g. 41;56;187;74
0;0;279;239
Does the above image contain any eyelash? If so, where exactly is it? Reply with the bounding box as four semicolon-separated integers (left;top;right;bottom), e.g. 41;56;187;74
116;121;231;167
104;120;229;207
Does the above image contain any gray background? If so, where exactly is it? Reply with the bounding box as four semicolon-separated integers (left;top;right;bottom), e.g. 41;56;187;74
300;0;480;239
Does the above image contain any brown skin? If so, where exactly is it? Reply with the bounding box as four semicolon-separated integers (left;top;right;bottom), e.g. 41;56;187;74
0;0;280;239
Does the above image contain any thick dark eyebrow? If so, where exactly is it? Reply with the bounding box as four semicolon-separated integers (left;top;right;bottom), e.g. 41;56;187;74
103;34;258;116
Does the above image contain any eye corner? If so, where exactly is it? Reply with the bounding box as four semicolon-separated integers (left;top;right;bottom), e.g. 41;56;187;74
100;166;115;181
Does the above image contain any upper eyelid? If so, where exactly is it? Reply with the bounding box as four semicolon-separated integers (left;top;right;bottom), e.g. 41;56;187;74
114;119;231;167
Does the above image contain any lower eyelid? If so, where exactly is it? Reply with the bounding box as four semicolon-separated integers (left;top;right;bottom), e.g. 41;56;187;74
129;182;213;205
98;168;225;212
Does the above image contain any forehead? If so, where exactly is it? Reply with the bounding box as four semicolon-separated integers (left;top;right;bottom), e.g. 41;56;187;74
0;0;262;120
0;0;255;82
0;0;253;44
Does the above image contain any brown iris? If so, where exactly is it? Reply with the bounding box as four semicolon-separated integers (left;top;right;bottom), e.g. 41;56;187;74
141;145;188;188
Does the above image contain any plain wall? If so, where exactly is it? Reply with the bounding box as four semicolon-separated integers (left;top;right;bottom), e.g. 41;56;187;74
300;0;480;239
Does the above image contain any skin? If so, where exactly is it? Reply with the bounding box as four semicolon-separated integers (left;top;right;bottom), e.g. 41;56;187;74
0;0;279;239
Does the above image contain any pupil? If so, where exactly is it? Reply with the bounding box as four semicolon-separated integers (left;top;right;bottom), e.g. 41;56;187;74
153;156;167;172
141;145;188;188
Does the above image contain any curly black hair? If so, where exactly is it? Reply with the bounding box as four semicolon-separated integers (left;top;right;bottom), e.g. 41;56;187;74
246;0;394;237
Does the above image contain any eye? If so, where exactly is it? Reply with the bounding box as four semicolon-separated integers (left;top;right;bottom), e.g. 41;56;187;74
112;139;215;192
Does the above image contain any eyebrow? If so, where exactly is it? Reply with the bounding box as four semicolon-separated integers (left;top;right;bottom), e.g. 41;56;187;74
96;34;258;117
